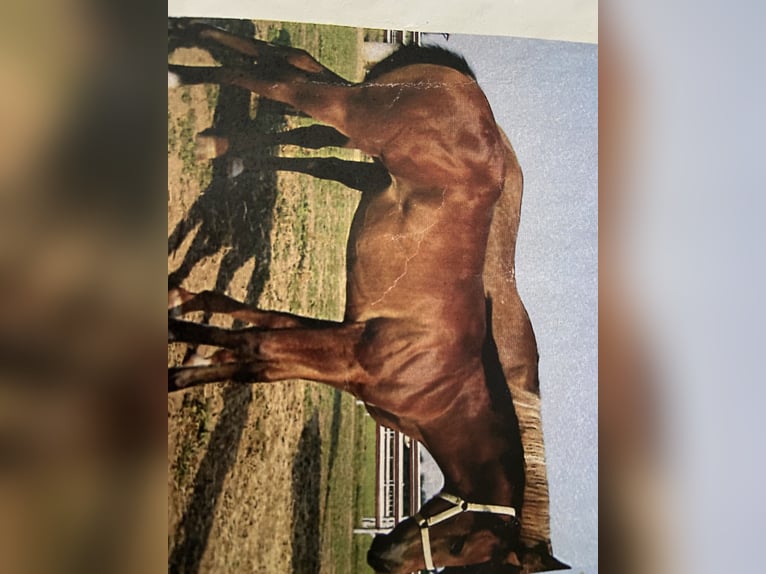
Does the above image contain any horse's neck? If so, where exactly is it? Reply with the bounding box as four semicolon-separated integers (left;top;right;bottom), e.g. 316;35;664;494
436;429;523;508
423;375;525;508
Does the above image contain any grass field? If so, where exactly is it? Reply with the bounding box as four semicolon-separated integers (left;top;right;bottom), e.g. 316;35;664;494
168;19;381;573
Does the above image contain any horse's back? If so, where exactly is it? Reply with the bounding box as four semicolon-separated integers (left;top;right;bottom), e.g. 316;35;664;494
344;64;506;194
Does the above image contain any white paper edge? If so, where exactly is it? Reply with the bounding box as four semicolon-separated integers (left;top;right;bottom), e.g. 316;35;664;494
167;0;598;45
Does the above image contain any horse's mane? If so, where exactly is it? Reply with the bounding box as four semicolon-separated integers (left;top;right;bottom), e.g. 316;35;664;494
481;297;527;509
365;44;477;81
477;303;570;574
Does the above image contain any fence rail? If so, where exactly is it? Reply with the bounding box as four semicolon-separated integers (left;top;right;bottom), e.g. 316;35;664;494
354;423;421;536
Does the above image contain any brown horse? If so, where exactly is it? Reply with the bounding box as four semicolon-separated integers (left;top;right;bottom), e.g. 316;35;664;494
168;23;567;574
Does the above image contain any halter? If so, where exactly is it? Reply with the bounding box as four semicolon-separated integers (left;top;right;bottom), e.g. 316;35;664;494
413;492;517;571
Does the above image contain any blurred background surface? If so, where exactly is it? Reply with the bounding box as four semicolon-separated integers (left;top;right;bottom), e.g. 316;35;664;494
3;0;766;572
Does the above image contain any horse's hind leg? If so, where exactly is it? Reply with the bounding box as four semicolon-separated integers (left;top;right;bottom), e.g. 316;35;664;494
168;64;353;132
176;23;348;84
168;288;332;329
250;156;391;194
196;124;351;161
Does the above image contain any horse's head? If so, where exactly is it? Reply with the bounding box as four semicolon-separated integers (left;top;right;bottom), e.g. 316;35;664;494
367;494;524;573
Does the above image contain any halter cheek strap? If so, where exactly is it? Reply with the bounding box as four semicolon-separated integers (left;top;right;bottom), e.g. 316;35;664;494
413;492;517;572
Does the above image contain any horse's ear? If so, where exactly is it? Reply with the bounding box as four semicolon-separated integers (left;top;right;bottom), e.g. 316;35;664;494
540;554;570;571
506;551;522;567
516;541;570;572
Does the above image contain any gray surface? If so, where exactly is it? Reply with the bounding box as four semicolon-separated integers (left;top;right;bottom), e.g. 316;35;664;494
425;34;598;572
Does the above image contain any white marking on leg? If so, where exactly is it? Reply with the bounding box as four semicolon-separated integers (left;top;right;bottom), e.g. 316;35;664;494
168;288;184;311
183;352;213;367
168;71;181;88
168;287;194;312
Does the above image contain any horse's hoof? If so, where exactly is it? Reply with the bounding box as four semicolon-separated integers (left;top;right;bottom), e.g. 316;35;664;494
227;158;245;179
183;352;213;367
168;367;198;392
168;20;206;53
168;318;178;341
168;286;194;315
168;19;204;35
195;133;231;160
169;19;224;43
168;70;181;88
168;368;185;392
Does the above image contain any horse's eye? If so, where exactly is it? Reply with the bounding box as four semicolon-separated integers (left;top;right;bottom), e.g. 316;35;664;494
449;537;465;555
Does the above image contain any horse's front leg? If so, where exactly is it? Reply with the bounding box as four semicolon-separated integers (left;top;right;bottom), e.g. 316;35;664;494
169;361;267;391
168;319;369;392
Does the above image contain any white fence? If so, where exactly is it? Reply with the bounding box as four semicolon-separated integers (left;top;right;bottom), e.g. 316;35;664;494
354;424;421;536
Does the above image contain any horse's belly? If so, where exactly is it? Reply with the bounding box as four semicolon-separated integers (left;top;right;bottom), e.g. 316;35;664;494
347;238;415;308
344;186;489;319
345;201;432;314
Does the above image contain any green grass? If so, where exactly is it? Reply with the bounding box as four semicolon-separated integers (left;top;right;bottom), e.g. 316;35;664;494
204;84;219;110
309;391;378;574
170;19;378;572
172;394;212;485
260;22;362;323
259;22;378;573
353;413;379;572
268;21;361;81
168;105;213;190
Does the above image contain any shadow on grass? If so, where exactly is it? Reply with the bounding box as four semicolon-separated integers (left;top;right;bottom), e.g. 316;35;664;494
291;410;322;574
167;18;274;574
321;390;344;533
167;19;375;573
168;18;290;307
168;384;252;574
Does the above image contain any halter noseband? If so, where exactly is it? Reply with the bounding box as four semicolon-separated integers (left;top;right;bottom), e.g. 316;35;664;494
412;492;517;571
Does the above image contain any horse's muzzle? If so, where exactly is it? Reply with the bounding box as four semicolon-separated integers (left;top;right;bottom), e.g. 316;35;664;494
367;550;395;574
367;535;396;573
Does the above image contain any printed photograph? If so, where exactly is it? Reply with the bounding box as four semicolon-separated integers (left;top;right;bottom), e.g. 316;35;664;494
167;17;596;573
